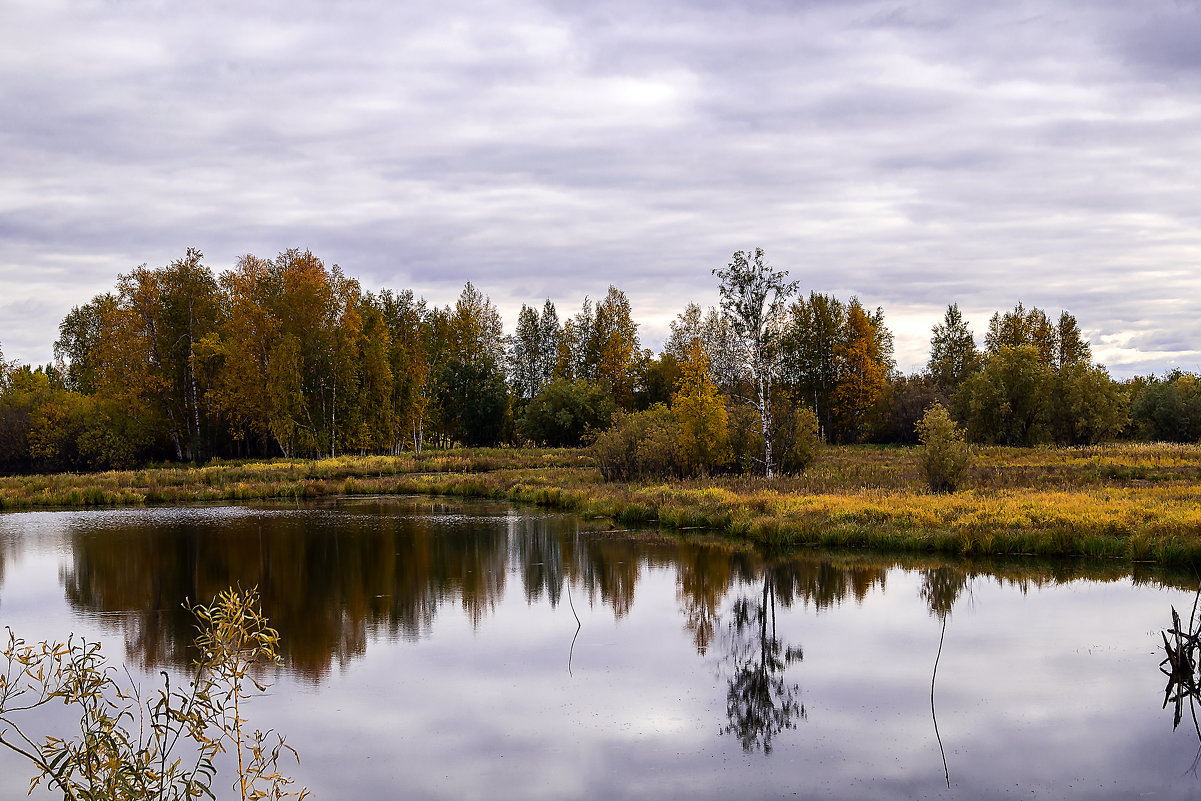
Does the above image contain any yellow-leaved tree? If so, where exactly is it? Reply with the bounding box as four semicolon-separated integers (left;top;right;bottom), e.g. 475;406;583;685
831;299;889;442
672;342;729;476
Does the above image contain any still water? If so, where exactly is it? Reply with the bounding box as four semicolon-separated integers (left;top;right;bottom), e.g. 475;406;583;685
1;496;1199;799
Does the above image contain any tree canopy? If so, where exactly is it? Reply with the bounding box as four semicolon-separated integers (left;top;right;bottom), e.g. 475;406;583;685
0;250;1187;475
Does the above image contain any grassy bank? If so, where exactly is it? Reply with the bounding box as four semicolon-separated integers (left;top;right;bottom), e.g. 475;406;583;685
0;448;591;509
4;443;1201;565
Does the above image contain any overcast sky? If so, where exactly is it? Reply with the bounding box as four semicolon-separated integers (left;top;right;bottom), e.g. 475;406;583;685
2;0;1200;376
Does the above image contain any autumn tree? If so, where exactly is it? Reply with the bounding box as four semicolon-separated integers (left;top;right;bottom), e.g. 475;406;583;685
558;298;595;382
350;296;394;452
779;292;844;440
672;342;730;476
633;350;680;409
590;286;641;409
985;302;1057;366
85;250;223;462
208;250;362;458
54;295;119;395
377;289;433;453
666;303;742;395
0;365;50;472
830;300;891;443
713;248;798;478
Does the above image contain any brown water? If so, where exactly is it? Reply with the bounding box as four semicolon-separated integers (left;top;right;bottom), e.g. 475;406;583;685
0;496;1198;799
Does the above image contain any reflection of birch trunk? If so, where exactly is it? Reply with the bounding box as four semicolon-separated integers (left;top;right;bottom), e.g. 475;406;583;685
721;568;804;754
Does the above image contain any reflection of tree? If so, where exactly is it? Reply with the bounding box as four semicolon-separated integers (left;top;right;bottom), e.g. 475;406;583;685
56;498;911;689
60;502;513;678
920;567;968;622
676;544;737;655
575;537;641;619
919;566;968;789
721;568;805;754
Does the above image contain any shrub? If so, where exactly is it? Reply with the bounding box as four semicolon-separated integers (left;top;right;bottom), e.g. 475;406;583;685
775;406;822;475
916;402;971;493
592;406;682;481
726;405;763;474
592;411;641;481
518;378;616;447
0;587;307;801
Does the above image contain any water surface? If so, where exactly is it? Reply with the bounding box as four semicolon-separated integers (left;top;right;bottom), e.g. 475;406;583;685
0;497;1198;799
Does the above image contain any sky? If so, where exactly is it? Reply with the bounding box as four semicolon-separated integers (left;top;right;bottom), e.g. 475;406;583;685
2;0;1200;377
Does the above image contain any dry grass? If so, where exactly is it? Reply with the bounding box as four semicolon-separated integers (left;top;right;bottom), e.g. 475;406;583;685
0;449;590;510
4;443;1201;565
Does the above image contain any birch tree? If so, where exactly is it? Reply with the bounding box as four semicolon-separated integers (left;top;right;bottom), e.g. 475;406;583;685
712;248;798;478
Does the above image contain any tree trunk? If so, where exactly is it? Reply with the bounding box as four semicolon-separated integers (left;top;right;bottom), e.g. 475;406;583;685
757;365;774;480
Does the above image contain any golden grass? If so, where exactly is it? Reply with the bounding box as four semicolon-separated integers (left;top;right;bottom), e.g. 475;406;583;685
4;443;1201;565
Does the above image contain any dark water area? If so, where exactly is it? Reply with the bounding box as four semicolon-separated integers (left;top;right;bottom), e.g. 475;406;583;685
1;496;1200;799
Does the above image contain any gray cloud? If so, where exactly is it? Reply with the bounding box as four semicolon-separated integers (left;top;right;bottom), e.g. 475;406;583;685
1;0;1199;375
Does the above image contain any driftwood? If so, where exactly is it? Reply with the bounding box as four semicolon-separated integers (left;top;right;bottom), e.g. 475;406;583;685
1161;587;1201;737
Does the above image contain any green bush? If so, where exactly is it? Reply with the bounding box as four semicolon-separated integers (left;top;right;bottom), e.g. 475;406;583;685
1132;373;1201;442
775;405;821;475
518;378;616;447
916;402;971;493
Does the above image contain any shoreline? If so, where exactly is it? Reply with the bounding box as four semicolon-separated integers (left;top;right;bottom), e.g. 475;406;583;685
4;444;1201;566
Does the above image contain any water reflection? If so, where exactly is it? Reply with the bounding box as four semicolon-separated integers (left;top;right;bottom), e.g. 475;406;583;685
50;500;899;683
1159;588;1201;778
922;567;968;787
4;500;1201;799
48;498;1194;681
720;567;805;754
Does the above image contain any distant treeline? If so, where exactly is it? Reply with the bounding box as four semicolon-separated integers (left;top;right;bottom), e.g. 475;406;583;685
0;247;1193;473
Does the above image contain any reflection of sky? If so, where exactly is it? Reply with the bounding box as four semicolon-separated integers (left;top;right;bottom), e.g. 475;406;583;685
1;505;1200;800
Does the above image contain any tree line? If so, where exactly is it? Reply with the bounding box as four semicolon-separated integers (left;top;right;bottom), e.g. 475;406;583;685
0;247;1193;474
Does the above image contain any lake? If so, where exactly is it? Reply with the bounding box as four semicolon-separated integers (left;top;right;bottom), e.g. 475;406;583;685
1;496;1199;800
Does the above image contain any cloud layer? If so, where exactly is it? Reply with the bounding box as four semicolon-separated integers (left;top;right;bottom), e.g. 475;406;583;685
2;0;1200;375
